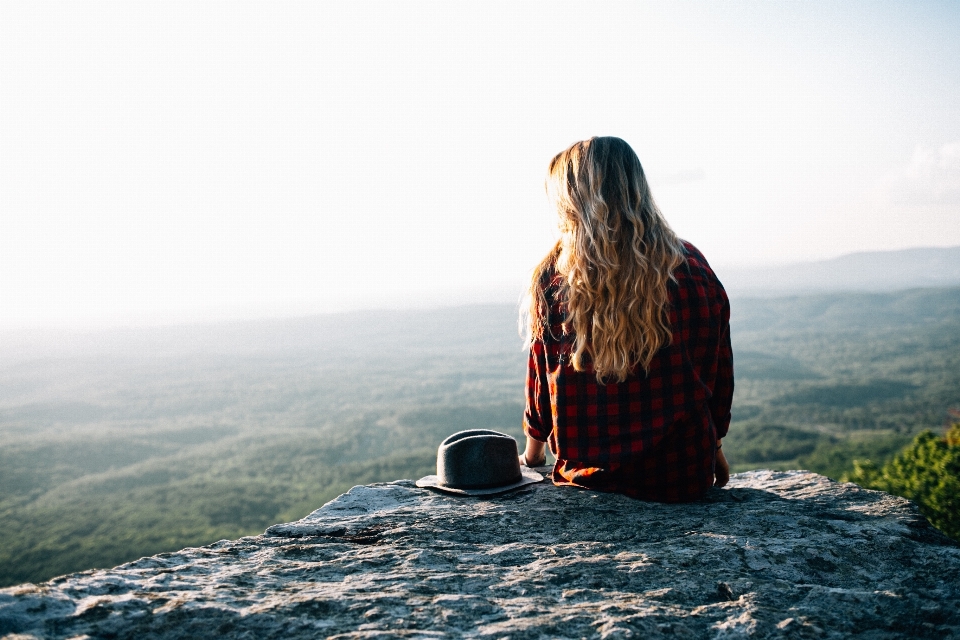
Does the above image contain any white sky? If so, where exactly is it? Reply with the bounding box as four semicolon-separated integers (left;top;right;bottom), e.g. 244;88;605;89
1;1;959;326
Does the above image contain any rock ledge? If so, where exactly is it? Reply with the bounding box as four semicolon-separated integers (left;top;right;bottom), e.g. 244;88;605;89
2;470;959;639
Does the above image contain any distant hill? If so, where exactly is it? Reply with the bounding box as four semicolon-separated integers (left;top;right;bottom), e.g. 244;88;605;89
730;286;960;334
5;284;960;364
719;246;960;298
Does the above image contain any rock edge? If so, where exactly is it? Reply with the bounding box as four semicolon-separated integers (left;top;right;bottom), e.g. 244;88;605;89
2;470;959;639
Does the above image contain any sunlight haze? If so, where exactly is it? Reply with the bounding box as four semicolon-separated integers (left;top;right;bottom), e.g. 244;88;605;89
1;1;959;325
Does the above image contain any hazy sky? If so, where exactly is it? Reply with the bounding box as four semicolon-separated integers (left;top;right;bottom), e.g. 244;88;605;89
2;1;959;325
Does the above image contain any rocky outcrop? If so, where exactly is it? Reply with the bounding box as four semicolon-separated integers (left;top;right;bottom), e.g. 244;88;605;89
2;470;959;639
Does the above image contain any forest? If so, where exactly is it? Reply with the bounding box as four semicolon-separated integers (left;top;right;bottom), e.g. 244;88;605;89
1;286;959;587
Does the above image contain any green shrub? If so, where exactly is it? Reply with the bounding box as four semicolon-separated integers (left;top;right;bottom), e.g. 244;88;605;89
847;423;960;541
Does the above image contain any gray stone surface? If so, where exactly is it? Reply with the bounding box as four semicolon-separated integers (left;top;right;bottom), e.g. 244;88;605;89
2;470;959;639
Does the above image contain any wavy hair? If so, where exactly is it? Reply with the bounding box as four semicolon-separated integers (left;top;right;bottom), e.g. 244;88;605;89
526;137;686;382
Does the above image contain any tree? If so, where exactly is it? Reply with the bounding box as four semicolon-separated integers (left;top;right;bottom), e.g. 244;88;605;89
847;422;960;541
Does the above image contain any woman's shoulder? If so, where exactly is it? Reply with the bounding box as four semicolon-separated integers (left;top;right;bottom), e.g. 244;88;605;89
679;240;709;271
536;262;563;300
676;240;728;298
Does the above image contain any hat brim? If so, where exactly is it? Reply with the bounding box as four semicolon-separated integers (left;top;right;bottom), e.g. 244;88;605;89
416;468;544;496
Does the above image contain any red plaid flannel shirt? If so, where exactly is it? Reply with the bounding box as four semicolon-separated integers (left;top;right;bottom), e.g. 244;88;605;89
523;241;733;503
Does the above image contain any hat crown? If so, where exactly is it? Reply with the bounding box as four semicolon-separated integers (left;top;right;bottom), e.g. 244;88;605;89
436;429;522;490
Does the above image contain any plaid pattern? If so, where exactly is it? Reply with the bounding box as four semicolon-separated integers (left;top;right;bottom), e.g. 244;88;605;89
524;241;734;503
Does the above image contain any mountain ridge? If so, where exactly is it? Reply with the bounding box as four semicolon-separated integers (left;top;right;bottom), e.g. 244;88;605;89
719;245;960;298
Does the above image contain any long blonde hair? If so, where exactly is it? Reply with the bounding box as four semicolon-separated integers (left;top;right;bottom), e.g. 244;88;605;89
526;137;686;382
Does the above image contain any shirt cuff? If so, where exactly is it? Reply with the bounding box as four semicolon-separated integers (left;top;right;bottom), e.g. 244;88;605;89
523;417;549;442
714;414;731;439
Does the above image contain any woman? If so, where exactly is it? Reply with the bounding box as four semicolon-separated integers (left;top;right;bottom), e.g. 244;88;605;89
520;137;733;503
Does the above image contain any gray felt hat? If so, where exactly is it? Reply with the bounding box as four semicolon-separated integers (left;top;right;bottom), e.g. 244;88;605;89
416;429;544;496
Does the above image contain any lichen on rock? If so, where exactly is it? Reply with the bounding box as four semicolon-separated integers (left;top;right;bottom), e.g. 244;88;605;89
2;470;959;639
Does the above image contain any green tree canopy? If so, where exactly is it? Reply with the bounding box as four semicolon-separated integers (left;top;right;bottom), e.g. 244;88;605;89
847;423;960;541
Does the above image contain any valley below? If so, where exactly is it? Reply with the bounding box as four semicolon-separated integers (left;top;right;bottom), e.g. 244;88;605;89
2;287;959;587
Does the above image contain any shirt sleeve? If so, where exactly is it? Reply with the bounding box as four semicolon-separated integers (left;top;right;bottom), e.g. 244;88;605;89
523;339;552;442
709;295;734;439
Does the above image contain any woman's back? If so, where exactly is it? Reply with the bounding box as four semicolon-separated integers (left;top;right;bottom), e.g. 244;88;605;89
521;137;733;502
523;241;732;503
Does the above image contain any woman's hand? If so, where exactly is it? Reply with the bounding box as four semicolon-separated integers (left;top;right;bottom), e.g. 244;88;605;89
521;436;547;467
714;445;730;487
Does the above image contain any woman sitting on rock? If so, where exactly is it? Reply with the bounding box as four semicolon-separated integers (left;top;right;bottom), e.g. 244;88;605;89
521;136;733;503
